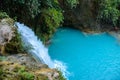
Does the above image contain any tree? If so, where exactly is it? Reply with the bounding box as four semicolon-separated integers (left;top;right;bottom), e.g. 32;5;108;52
98;0;120;26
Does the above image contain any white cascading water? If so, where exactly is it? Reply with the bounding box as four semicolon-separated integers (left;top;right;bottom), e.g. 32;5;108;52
15;22;68;77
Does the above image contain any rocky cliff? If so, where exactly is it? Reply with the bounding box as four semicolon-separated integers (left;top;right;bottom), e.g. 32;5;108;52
59;0;114;32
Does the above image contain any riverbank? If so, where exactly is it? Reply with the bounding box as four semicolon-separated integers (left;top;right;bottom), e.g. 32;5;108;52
108;30;120;41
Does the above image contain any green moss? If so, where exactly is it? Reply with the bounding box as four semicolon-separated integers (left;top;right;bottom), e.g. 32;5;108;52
0;61;66;80
5;29;24;54
0;68;3;76
36;74;48;80
3;18;15;25
0;11;9;19
17;66;34;80
21;72;34;80
19;71;34;80
0;63;35;80
0;65;5;80
57;71;66;80
65;0;79;8
0;68;3;80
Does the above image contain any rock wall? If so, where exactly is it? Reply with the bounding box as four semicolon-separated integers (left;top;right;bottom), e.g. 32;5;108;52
59;0;114;32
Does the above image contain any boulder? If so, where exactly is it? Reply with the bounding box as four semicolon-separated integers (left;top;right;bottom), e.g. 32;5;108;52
0;18;15;54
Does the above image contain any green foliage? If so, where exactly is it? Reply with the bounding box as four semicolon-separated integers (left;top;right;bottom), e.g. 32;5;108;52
65;0;79;8
98;0;120;26
0;12;9;19
37;74;48;80
5;29;24;54
0;68;3;76
57;71;66;80
40;8;64;41
19;69;34;80
54;0;59;4
1;0;40;21
0;64;35;80
0;63;50;80
43;8;63;32
0;0;65;42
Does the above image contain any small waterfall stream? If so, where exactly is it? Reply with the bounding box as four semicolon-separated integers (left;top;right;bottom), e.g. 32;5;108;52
15;22;68;77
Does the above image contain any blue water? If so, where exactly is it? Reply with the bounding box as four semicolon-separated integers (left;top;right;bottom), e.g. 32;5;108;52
48;28;120;80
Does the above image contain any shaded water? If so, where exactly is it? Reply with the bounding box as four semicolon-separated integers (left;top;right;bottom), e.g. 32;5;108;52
49;28;120;80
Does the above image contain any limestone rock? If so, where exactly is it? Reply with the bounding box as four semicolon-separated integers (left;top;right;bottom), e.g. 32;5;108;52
0;53;65;80
0;18;15;54
6;53;48;69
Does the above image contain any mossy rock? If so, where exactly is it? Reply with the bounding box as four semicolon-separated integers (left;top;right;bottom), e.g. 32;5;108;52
0;61;66;80
0;18;24;55
0;61;34;80
0;11;9;19
5;29;24;54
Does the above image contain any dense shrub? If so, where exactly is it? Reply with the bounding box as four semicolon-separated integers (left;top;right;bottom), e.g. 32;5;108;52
98;0;120;26
5;29;24;54
0;0;40;22
0;64;35;80
40;7;64;42
41;8;63;33
0;12;9;19
0;0;80;42
18;67;34;80
57;71;66;80
65;0;79;8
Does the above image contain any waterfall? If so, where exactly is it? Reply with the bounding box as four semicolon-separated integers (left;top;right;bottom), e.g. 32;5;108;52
15;22;54;68
15;22;68;77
